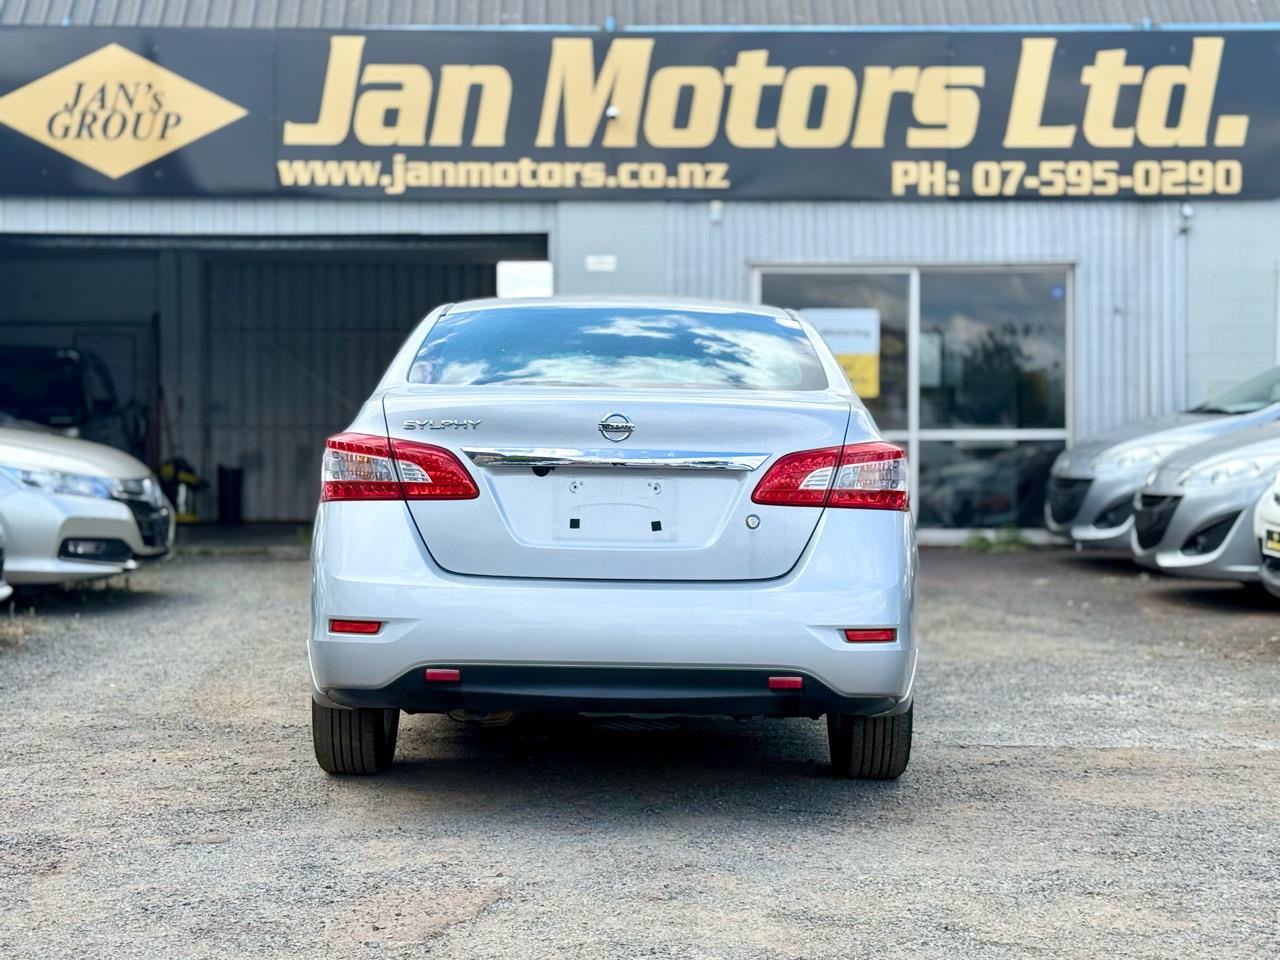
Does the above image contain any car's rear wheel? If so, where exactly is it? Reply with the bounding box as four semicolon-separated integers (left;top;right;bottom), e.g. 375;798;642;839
311;699;399;775
826;705;912;780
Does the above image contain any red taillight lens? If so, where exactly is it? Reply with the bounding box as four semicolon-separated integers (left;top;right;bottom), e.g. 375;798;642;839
752;441;907;511
843;628;897;643
321;433;400;501
391;439;480;500
750;446;839;506
321;433;478;502
329;618;382;634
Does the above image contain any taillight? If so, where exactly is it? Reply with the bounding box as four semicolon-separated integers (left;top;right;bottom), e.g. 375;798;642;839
752;441;907;511
321;433;478;502
321;434;399;501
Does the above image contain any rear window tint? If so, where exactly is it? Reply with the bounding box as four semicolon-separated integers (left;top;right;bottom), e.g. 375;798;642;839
408;306;828;391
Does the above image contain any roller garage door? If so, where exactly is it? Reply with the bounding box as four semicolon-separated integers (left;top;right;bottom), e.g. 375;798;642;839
203;245;536;521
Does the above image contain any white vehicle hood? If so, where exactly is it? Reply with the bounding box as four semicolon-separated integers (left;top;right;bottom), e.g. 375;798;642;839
0;427;150;480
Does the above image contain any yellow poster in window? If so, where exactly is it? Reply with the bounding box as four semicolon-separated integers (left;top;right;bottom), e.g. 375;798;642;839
801;308;881;399
835;353;881;399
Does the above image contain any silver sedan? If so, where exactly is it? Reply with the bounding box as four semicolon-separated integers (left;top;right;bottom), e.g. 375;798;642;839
1131;424;1280;581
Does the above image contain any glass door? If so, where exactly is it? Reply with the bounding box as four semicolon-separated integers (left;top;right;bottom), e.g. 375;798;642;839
756;264;1070;532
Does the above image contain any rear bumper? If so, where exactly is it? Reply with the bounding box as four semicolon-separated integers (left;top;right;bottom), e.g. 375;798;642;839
310;501;917;713
328;665;910;718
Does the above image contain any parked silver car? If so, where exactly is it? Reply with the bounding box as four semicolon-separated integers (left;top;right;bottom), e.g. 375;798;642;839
0;427;173;585
1046;367;1280;549
309;297;916;779
1131;424;1280;581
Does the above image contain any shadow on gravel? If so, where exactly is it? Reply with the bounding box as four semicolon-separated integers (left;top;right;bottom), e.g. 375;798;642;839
1157;583;1278;614
1049;552;1146;575
364;716;924;820
7;582;180;617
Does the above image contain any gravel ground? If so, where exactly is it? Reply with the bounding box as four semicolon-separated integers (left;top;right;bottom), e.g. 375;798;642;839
2;548;1278;959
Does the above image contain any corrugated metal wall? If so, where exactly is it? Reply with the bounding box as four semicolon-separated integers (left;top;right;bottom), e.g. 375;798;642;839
5;0;1276;27
205;256;497;521
661;200;1188;437
0;198;556;237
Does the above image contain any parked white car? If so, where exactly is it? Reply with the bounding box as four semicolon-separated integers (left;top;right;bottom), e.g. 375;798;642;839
1252;472;1280;598
0;427;173;585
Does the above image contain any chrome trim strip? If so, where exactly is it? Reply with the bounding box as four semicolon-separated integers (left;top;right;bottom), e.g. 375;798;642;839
462;447;769;471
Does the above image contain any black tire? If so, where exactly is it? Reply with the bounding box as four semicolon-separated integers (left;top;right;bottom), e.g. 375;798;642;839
311;699;399;775
826;705;912;780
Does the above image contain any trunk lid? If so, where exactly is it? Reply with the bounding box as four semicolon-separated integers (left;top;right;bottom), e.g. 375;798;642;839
382;387;855;580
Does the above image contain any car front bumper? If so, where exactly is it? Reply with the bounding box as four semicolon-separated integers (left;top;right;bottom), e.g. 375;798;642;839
310;501;917;717
0;486;174;585
1252;489;1280;598
1130;480;1267;581
1044;471;1142;550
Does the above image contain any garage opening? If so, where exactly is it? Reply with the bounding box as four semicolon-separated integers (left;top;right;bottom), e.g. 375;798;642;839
0;234;548;523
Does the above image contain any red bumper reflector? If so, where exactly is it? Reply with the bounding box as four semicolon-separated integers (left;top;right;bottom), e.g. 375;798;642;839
329;619;382;635
767;676;804;690
425;668;461;683
843;628;897;643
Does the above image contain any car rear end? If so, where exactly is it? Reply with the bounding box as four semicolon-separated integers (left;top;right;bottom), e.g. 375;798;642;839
309;299;916;778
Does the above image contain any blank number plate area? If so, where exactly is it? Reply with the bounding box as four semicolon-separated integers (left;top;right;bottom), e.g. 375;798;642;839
484;470;743;548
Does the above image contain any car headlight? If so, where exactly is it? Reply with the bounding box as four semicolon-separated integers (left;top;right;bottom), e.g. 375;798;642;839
1090;442;1183;476
0;465;120;499
1178;455;1280;488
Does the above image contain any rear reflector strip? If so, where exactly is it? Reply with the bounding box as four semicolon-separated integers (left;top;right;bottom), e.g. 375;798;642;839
767;676;804;690
843;628;897;643
328;619;382;635
425;668;461;682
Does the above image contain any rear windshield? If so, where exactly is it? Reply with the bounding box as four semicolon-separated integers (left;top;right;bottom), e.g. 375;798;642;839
407;306;829;391
1193;366;1280;414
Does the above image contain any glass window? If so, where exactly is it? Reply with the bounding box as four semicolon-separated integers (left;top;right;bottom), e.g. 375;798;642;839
917;440;1065;528
1193;366;1280;414
919;270;1067;429
408;305;828;391
760;272;909;430
0;348;88;426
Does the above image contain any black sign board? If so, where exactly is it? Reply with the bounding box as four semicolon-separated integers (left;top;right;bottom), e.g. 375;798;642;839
0;27;1274;199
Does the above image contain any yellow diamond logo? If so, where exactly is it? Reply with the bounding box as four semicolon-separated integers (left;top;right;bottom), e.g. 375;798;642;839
0;43;247;179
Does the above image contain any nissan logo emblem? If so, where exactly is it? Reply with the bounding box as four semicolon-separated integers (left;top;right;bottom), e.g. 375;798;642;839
598;413;634;442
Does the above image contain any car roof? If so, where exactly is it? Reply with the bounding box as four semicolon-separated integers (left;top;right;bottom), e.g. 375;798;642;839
443;296;791;318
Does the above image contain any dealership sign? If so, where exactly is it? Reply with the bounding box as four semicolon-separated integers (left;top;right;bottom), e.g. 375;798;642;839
0;27;1275;199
